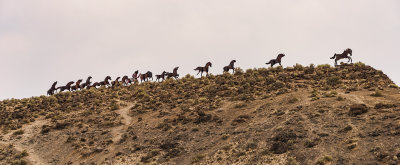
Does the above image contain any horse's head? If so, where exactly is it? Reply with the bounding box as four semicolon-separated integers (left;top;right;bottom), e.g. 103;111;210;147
206;62;212;67
135;70;139;74
174;67;179;71
67;81;74;86
347;48;352;56
162;71;167;75
77;79;83;83
147;71;153;77
88;76;92;80
278;54;285;58
231;60;236;63
105;76;111;81
116;77;121;81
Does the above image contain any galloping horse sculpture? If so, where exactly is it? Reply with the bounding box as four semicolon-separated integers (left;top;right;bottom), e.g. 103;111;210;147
47;81;57;95
57;81;75;92
194;62;212;77
223;60;236;73
266;54;285;67
330;48;352;66
99;76;112;87
88;82;100;89
71;79;83;91
166;67;179;79
155;71;167;82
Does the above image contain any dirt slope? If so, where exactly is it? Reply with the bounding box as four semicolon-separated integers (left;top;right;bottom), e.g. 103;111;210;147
1;63;400;165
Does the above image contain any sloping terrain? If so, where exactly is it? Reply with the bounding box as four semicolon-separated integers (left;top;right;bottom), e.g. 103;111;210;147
1;63;400;165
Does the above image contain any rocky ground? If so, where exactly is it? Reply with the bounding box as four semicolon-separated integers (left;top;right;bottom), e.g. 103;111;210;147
0;63;399;165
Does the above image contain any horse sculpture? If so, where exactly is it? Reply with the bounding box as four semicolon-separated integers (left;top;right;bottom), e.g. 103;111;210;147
47;81;57;95
57;81;75;92
330;48;352;66
111;77;121;87
194;62;212;77
266;54;285;67
223;60;236;73
80;76;92;89
139;71;153;82
132;70;139;83
99;76;112;87
88;82;100;89
155;71;167;82
122;76;131;86
71;79;83;91
166;67;179;79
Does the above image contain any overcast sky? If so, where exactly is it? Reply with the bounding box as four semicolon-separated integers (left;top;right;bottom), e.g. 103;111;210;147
0;0;399;100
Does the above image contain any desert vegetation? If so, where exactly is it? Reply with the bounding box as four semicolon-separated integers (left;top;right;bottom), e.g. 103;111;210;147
0;63;399;164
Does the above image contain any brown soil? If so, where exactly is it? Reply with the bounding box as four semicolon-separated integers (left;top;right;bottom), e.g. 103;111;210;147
1;63;399;164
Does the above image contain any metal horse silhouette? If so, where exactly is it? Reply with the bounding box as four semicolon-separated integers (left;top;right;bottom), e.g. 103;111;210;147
330;48;352;66
166;67;179;79
47;81;57;95
223;60;236;73
194;62;212;77
266;54;285;67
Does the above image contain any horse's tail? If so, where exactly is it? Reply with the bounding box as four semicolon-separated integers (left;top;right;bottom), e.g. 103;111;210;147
330;55;336;59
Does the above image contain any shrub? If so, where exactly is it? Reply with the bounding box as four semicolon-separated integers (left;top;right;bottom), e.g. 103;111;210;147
317;64;331;69
326;77;341;87
234;102;247;109
13;129;24;135
374;103;397;109
370;91;383;97
192;154;205;163
354;62;365;67
293;63;304;71
349;104;368;116
336;96;345;101
316;156;333;165
288;97;298;104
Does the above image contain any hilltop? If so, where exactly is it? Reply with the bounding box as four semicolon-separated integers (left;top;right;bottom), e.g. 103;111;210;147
1;63;400;165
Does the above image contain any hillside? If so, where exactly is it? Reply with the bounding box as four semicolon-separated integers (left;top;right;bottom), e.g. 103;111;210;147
1;63;400;165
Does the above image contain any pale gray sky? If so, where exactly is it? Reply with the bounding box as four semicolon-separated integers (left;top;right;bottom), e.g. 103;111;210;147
0;0;399;100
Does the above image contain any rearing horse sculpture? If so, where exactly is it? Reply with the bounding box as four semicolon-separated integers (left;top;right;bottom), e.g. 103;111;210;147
330;48;353;66
132;70;139;83
266;54;285;67
80;76;92;89
166;67;179;79
71;79;83;91
223;60;236;73
194;62;212;77
47;81;57;95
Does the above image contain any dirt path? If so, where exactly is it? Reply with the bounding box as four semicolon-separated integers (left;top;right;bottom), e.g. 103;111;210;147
86;103;134;165
0;118;49;165
111;103;133;144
